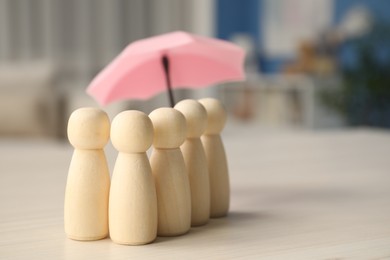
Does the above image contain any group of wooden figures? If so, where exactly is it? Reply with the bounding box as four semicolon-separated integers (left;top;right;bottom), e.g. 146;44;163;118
64;98;230;245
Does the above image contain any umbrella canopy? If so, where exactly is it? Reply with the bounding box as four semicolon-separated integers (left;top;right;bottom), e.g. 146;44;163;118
87;31;245;106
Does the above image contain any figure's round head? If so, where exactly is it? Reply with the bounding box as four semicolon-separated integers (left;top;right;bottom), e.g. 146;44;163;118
149;108;186;149
198;98;227;135
174;99;207;138
111;110;153;153
67;107;110;149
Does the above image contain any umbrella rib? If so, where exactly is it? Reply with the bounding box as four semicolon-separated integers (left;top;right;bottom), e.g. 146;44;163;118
162;55;175;107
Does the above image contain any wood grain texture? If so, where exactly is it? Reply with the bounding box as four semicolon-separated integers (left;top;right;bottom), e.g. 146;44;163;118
1;125;390;259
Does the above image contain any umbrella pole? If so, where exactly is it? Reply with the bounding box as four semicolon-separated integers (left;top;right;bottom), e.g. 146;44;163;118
162;55;175;107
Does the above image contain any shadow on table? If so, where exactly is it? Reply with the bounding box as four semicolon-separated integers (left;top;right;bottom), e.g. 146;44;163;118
233;185;362;208
192;210;272;233
154;210;270;244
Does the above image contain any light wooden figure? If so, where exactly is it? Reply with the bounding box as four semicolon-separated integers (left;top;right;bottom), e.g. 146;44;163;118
198;98;230;218
174;99;210;226
64;107;110;241
149;108;191;236
109;110;157;245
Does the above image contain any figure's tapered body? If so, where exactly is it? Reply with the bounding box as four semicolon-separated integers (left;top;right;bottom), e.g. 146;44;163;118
109;111;157;245
175;100;210;226
180;138;210;226
65;149;110;240
199;98;230;218
149;108;191;236
150;148;191;235
201;134;230;217
109;153;157;245
64;108;110;241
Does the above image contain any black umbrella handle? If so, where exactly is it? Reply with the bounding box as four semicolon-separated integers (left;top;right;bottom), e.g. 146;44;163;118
162;55;175;107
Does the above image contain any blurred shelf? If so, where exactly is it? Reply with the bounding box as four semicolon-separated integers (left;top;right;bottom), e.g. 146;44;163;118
221;74;345;129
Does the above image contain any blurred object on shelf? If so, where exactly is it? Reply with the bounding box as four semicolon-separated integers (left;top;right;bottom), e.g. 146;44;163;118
230;34;259;121
283;39;337;77
232;87;255;121
338;5;373;39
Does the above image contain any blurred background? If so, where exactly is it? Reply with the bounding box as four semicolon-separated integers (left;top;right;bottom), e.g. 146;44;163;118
1;0;390;139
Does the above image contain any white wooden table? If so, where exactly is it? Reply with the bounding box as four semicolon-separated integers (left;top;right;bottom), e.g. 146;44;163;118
1;124;390;259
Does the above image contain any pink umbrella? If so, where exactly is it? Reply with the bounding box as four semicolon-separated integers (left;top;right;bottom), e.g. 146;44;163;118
87;31;245;107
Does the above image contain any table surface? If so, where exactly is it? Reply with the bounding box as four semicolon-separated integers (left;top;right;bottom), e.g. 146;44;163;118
1;123;390;259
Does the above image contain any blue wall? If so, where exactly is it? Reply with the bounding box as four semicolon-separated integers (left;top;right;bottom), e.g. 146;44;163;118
216;0;261;45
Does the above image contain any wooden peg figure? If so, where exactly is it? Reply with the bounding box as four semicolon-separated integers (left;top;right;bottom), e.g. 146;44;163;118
109;111;157;245
64;107;110;241
198;98;230;218
149;108;191;236
175;99;210;226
